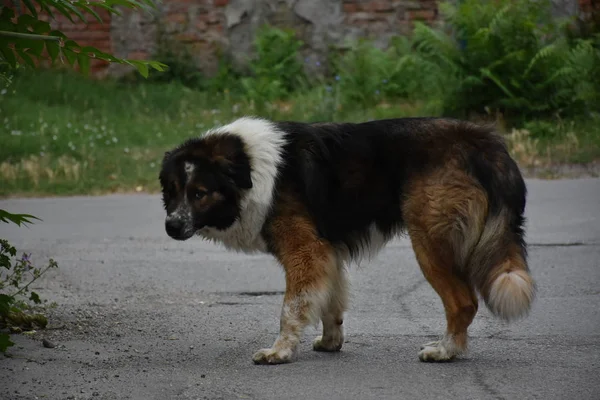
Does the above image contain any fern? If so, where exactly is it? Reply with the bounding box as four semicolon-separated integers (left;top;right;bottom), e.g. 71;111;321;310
524;43;559;78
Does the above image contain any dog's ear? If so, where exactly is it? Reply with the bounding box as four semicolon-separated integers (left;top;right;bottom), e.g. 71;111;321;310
216;157;252;189
210;135;253;190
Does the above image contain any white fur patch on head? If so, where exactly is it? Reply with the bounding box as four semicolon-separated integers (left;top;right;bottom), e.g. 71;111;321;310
184;162;195;180
199;117;287;253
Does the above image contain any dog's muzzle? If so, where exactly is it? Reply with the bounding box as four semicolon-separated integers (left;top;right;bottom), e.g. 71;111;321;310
165;218;194;241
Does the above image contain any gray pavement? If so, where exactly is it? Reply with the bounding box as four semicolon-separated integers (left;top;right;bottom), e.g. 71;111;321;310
0;178;599;400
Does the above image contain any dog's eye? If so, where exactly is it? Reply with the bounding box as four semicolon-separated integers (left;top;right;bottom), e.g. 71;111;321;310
195;190;207;200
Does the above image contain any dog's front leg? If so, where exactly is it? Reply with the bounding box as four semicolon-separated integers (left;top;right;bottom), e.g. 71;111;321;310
253;213;337;365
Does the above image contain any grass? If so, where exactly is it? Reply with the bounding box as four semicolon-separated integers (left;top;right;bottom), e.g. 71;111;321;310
0;70;599;198
0;70;422;197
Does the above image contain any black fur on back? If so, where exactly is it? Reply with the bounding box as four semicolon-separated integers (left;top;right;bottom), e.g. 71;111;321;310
264;118;527;260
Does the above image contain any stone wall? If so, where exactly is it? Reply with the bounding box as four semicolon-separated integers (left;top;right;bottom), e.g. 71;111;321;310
108;0;442;77
5;0;593;78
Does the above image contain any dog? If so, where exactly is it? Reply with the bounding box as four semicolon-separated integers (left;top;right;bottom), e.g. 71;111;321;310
159;116;535;365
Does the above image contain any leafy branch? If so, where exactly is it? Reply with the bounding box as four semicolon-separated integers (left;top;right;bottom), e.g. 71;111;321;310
0;0;168;77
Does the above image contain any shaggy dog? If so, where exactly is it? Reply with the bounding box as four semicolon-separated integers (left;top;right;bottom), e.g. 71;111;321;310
159;117;535;365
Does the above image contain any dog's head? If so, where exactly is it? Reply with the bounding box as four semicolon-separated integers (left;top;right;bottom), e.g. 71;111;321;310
159;133;252;241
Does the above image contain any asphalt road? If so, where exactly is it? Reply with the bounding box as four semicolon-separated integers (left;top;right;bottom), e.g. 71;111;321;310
1;178;599;400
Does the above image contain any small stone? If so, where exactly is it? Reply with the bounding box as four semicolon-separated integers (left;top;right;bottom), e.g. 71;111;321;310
93;392;100;397
200;374;206;378
42;339;56;348
95;351;100;355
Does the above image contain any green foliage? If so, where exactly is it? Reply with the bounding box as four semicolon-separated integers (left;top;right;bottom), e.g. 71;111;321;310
326;0;599;120
143;29;206;89
0;211;58;353
403;0;600;119
241;25;305;106
0;0;167;77
331;39;388;108
0;210;40;226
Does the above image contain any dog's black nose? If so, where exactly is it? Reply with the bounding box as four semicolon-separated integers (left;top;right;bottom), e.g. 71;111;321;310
165;219;183;238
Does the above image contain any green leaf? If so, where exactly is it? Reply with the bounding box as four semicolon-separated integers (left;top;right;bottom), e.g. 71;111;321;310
63;48;77;66
56;0;88;23
49;30;67;40
0;7;15;23
0;294;14;316
148;61;169;72
480;67;515;99
0;333;15;353
130;61;149;78
76;4;104;23
29;292;42;305
21;0;39;18
46;40;59;63
17;14;39;29
78;52;90;75
0;210;41;226
38;2;55;20
50;2;76;23
33;20;52;34
15;38;45;58
0;254;10;269
0;44;17;68
16;48;36;68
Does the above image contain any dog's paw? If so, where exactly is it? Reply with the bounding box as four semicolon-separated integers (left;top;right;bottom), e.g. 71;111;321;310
418;340;457;362
312;335;343;352
252;347;294;365
420;340;440;350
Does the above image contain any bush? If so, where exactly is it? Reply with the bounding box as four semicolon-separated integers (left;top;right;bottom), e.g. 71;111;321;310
145;33;206;89
1;210;58;353
331;39;389;109
241;25;305;107
404;0;600;120
326;0;599;121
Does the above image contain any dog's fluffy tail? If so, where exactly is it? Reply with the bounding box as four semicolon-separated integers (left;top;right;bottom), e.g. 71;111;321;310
462;130;536;322
467;210;535;321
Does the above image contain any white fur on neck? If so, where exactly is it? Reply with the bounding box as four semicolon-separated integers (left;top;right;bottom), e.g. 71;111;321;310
198;117;286;253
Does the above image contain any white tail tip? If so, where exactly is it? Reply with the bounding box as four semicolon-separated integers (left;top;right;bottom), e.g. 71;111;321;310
488;270;535;322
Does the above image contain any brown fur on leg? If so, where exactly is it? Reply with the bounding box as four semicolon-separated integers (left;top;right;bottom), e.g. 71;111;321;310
410;236;478;361
403;167;486;361
253;195;339;364
313;262;347;352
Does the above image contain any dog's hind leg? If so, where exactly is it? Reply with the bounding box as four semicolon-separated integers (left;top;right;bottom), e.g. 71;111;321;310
253;208;339;365
409;234;478;361
313;262;348;352
403;173;485;362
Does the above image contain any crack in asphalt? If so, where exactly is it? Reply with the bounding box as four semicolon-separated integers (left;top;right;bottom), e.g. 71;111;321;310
529;241;599;247
474;369;506;400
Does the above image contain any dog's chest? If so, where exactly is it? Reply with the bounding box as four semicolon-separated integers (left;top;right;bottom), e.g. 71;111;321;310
198;226;268;254
197;200;270;254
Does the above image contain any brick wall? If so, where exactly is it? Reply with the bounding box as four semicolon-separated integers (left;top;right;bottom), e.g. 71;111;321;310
343;0;438;36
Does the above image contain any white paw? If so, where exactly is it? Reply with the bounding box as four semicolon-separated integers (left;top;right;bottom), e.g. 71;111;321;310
418;339;458;362
252;347;294;365
312;334;343;352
